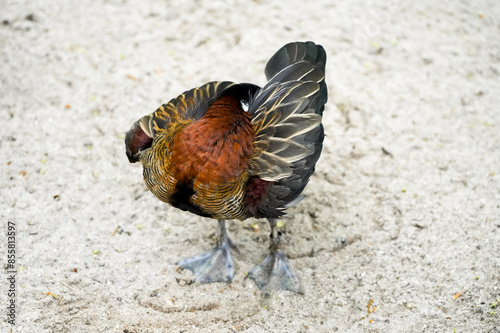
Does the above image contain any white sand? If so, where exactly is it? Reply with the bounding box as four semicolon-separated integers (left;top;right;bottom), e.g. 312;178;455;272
1;0;499;332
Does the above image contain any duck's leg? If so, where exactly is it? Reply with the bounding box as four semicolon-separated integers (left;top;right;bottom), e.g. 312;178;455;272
247;218;303;293
176;219;235;283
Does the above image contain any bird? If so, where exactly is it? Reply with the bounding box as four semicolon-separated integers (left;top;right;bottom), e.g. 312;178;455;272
125;41;327;292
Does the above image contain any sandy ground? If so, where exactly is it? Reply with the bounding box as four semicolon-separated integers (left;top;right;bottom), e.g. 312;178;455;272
1;0;500;332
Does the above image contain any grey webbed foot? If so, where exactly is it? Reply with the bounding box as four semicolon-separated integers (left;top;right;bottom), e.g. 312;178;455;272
176;220;235;283
247;218;303;293
247;249;302;293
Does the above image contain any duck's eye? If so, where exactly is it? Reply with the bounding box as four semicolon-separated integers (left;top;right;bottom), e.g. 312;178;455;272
240;99;249;112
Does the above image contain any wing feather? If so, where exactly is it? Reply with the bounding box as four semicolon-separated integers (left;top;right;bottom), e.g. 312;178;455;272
249;65;325;181
150;81;235;136
245;41;327;218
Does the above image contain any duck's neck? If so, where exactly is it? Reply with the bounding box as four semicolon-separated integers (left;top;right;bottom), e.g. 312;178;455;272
171;95;255;184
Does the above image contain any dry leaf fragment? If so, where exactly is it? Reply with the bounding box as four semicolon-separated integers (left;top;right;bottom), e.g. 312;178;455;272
45;292;58;299
453;291;464;300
